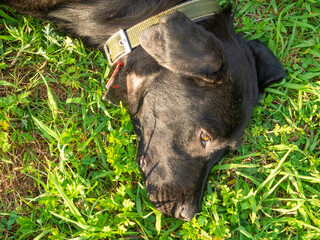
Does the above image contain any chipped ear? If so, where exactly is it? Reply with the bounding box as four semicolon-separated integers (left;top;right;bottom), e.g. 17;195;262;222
140;12;223;81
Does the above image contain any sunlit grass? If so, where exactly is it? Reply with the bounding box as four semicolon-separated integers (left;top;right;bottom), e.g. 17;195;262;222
0;0;319;239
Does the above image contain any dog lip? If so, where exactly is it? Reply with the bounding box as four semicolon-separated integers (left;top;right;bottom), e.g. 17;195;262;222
159;201;199;221
138;155;147;173
147;186;199;220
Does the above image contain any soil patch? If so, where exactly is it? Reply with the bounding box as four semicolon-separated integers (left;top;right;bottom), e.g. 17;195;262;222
0;133;51;213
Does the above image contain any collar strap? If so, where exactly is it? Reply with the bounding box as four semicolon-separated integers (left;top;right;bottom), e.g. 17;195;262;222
104;0;221;66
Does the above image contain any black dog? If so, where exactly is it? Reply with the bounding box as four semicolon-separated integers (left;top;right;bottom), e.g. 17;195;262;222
2;0;285;220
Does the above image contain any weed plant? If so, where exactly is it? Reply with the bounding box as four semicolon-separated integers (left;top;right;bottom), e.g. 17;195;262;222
0;0;319;239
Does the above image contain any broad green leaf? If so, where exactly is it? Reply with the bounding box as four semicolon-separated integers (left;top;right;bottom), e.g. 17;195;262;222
39;72;59;120
48;171;87;225
0;80;17;88
31;116;60;141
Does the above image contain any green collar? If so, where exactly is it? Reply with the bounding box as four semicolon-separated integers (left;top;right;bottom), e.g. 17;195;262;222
104;0;221;66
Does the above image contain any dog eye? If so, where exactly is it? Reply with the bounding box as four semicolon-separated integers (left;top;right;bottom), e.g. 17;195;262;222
200;131;211;147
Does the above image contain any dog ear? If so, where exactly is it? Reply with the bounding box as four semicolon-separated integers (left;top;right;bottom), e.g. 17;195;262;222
140;12;223;81
247;39;286;91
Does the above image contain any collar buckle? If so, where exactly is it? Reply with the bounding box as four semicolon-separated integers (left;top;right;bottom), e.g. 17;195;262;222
104;29;132;66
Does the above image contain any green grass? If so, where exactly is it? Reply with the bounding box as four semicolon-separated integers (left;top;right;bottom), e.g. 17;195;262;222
0;0;319;239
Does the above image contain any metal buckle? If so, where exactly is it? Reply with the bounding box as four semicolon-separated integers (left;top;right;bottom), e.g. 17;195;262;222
104;29;132;66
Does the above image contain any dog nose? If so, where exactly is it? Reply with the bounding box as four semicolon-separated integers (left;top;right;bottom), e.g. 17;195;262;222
174;202;199;221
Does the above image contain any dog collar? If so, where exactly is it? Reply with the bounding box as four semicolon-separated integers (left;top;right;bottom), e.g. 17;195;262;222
104;0;221;66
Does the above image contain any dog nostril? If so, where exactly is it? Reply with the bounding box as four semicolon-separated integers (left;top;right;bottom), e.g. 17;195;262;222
178;203;199;221
179;207;191;221
146;183;156;195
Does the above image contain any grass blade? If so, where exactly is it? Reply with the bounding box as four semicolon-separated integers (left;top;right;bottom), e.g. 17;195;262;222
48;171;87;225
31;115;60;141
39;72;59;120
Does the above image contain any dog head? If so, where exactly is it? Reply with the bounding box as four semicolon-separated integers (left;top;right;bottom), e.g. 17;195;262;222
121;11;285;220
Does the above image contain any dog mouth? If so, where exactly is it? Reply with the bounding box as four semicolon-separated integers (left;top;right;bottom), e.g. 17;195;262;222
138;155;147;175
144;180;200;221
150;196;200;221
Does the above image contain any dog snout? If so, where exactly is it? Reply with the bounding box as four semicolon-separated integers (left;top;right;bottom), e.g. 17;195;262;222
146;182;200;221
173;202;199;221
153;200;199;221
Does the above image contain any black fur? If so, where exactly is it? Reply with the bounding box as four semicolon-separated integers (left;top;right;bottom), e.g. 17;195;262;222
1;0;286;220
